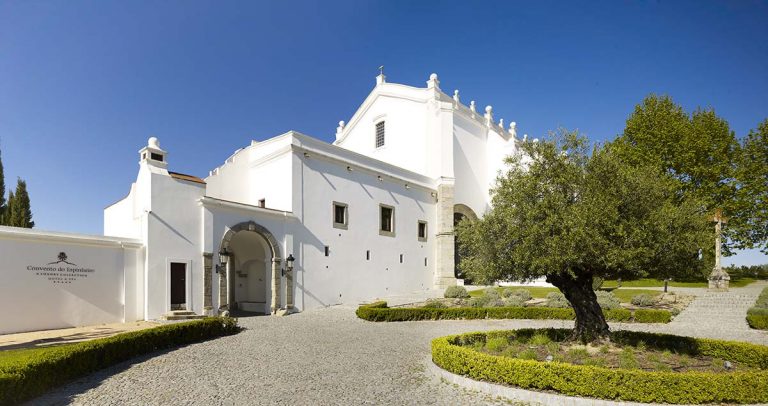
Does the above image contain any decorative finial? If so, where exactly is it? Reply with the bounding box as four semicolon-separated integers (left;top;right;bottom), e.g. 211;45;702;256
148;137;160;149
453;90;460;104
336;121;346;139
379;65;384;76
426;72;440;89
509;122;517;137
470;101;476;113
499;118;504;129
484;105;493;126
523;134;528;142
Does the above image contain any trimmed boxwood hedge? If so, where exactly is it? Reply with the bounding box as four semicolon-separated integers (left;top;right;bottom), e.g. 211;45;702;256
356;301;670;323
747;286;768;330
0;317;239;406
432;328;768;404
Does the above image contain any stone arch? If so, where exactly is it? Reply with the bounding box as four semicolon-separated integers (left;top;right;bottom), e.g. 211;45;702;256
219;221;287;315
453;203;479;222
453;204;479;281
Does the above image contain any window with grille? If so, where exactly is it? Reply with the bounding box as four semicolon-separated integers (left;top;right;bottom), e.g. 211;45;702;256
375;121;385;148
379;204;395;236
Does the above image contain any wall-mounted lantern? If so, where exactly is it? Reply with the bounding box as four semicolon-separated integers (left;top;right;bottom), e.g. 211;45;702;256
282;254;295;277
216;247;231;273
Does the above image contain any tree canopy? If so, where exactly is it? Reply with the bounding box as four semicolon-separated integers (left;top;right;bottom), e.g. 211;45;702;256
611;95;743;255
457;130;708;341
734;119;768;254
5;178;34;228
0;148;5;223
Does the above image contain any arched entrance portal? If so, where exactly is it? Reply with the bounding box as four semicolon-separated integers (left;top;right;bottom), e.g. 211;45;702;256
219;221;291;315
453;204;479;282
229;231;271;313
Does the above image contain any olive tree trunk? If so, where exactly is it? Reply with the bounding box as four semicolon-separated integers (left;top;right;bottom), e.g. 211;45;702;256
547;272;610;342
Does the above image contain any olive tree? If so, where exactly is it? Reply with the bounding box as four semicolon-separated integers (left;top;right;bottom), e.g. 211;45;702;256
456;130;708;342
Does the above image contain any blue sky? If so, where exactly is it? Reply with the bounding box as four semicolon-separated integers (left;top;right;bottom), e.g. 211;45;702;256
1;1;766;265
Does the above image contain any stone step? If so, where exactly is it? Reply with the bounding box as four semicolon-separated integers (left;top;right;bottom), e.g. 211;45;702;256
161;310;206;320
162;314;207;321
168;310;196;316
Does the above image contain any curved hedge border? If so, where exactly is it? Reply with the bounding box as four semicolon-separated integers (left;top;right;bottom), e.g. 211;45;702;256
432;328;768;404
0;317;239;406
356;301;671;323
747;286;768;330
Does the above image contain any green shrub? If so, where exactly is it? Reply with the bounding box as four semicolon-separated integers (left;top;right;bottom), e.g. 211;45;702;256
747;286;768;330
631;294;659;306
502;288;532;301
432;328;768;404
604;308;632;322
529;333;551;346
485;337;508;352
502;296;526;307
546;292;571;308
618;347;640;369
483;288;501;299
423;299;446;308
356;302;654;323
0;317;239;406
747;308;768;329
595;291;621;310
518;349;538;360
634;309;672;323
444;286;470;299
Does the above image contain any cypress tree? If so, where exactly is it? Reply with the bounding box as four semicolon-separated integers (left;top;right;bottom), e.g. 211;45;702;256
5;190;14;227
0;148;5;225
10;178;34;228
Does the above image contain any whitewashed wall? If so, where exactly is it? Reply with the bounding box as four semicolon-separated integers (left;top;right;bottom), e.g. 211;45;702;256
292;148;436;309
0;227;143;334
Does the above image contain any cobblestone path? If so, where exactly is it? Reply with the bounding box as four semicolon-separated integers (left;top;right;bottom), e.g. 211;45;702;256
28;283;768;405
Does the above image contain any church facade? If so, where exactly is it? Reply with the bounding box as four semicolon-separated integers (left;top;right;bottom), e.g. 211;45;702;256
0;72;523;332
104;72;520;320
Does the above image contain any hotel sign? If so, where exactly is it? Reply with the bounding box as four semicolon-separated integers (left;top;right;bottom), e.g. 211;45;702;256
26;252;96;285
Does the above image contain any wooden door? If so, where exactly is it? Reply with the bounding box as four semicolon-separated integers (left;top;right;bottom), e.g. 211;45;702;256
170;262;186;310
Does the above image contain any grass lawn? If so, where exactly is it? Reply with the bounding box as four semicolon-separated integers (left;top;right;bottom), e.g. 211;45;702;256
602;277;757;289
470;286;662;303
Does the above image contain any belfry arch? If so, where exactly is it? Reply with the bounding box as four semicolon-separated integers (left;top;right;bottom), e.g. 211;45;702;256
218;221;292;315
453;204;479;281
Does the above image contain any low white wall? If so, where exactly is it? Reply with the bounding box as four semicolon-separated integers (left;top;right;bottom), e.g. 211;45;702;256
0;226;143;334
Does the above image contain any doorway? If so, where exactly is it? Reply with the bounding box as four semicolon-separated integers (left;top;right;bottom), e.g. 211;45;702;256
170;262;187;310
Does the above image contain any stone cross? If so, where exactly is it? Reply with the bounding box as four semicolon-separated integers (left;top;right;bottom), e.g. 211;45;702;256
708;208;730;290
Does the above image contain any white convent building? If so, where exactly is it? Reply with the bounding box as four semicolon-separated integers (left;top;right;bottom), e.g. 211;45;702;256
0;72;523;332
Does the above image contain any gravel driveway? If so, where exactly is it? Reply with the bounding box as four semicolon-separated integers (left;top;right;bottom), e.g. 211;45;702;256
29;283;768;406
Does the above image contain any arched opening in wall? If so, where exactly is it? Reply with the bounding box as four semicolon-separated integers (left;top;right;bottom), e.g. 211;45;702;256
218;221;288;316
229;230;271;315
454;204;479;284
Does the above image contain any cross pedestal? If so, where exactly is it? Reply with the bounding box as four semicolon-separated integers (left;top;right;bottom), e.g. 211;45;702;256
708;209;730;291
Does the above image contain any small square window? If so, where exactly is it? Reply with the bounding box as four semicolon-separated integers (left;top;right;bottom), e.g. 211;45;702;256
417;221;428;242
375;121;385;148
150;152;164;162
333;202;348;229
379;204;395;237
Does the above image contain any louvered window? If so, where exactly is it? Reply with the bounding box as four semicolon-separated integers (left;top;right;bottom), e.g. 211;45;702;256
375;121;385;148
